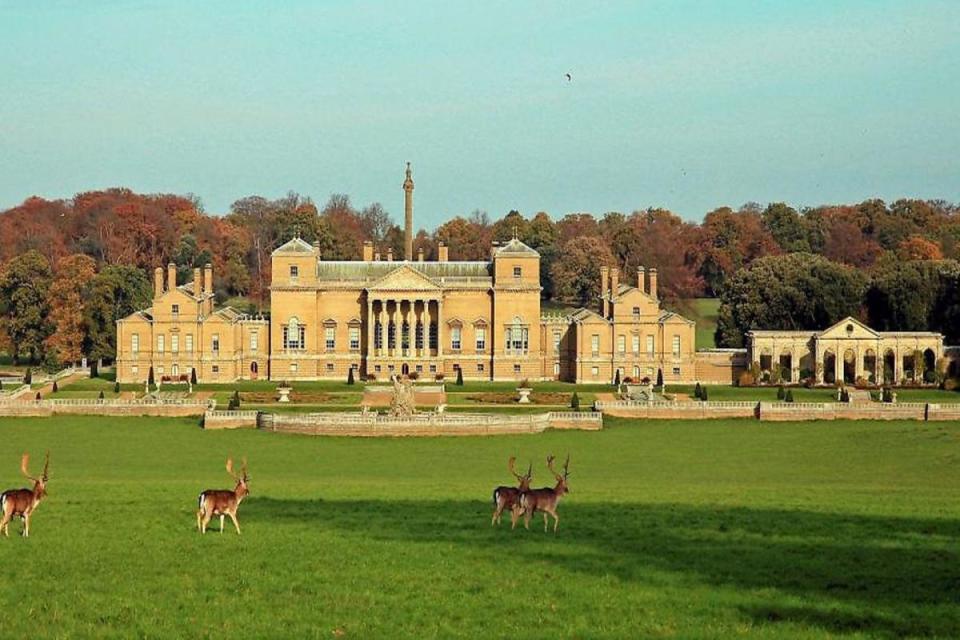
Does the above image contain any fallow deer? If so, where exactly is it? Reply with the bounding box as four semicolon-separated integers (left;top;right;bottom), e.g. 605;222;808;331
519;454;570;532
1;452;50;537
197;457;249;534
491;456;532;528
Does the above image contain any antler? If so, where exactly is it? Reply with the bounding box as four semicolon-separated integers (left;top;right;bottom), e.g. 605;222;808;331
42;451;50;480
507;456;521;481
563;453;570;478
546;454;561;481
226;457;237;479
20;453;34;481
241;457;249;480
526;461;532;480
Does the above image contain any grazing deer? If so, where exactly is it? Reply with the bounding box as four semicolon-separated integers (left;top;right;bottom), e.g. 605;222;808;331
491;456;532;528
519;454;570;533
197;458;249;535
1;452;50;538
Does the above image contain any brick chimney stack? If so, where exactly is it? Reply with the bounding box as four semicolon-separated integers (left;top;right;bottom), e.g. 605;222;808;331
167;263;176;291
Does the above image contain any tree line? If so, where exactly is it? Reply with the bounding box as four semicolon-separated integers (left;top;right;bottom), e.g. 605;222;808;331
0;188;958;365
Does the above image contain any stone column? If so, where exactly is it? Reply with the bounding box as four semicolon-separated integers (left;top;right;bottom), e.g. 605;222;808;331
834;345;842;384
367;297;374;360
437;299;444;360
894;348;901;383
414;300;422;357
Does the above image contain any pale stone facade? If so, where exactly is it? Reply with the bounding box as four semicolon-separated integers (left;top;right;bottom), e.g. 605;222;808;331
747;317;946;385
115;264;268;383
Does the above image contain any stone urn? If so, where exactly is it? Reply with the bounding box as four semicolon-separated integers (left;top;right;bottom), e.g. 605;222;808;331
517;387;532;404
277;386;291;403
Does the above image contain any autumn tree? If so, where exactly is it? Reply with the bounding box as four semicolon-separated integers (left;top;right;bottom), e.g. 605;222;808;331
0;250;54;362
46;255;97;365
550;236;615;306
897;235;943;261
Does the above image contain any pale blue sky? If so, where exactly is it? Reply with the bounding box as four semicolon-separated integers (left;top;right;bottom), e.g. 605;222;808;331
1;1;957;226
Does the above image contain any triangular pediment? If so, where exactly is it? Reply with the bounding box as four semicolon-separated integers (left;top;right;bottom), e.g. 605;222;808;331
818;317;879;339
367;265;441;292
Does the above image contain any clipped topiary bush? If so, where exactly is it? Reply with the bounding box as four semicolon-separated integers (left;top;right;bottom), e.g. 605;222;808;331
571;392;580;410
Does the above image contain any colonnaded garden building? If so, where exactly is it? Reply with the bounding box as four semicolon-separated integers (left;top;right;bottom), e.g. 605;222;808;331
114;165;960;386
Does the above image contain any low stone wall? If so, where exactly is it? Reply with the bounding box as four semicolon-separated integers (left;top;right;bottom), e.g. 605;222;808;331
0;399;210;418
204;410;259;429
595;400;758;420
927;404;960;421
758;402;928;421
545;411;603;430
256;410;601;437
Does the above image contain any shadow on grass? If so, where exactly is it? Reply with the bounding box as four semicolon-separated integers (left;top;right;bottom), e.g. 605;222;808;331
245;496;960;637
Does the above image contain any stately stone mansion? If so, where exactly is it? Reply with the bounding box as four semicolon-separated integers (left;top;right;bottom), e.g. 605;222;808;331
113;166;959;385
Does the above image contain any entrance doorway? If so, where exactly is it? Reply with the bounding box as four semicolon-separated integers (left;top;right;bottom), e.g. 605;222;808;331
250;361;259;380
401;363;410;376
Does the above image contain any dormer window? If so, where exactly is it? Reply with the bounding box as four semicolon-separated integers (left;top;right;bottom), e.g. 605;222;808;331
513;266;522;278
632;307;640;318
172;304;179;316
290;265;299;281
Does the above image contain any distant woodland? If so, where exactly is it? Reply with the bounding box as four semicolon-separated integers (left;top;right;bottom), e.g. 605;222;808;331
1;189;959;366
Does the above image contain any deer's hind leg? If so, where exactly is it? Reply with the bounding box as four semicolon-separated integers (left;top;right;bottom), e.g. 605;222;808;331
229;512;241;535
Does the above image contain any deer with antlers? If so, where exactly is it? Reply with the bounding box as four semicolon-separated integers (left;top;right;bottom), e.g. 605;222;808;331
197;457;249;535
518;454;570;533
491;456;532;528
1;452;50;538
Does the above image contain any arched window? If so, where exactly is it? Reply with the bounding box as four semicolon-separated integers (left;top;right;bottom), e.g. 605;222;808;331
283;317;305;350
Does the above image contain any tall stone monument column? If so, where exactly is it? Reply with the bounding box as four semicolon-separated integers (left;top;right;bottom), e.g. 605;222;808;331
403;162;414;261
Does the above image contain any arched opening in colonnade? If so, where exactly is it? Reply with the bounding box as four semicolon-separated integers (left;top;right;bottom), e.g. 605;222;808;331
778;351;792;383
823;350;837;384
883;350;896;383
923;349;937;383
863;349;877;384
842;349;856;385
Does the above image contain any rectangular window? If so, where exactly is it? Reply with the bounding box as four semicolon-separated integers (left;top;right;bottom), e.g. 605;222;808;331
513;364;521;374
429;364;437;373
632;335;640;354
591;366;599;377
325;326;336;350
553;331;561;352
186;334;193;352
673;367;681;376
349;326;360;350
374;365;382;373
617;335;626;354
290;363;298;373
475;327;486;351
326;362;335;372
477;363;484;372
646;335;655;357
374;322;383;350
388;322;396;350
157;335;164;354
211;334;220;353
513;266;522;278
171;335;179;353
172;304;179;316
416;364;423;373
632;306;640;318
451;326;461;350
401;322;410;350
672;335;681;357
131;334;139;353
250;331;258;352
290;265;299;280
591;334;599;356
415;323;424;350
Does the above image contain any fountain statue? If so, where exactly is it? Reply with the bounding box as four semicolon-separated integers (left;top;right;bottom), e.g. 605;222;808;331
389;374;417;417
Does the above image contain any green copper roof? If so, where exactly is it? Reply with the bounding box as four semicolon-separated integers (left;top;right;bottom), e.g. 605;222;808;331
316;261;492;281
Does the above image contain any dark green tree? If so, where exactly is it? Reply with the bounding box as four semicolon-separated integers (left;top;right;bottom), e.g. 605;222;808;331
571;392;580;410
84;265;152;363
347;367;355;385
148;366;155;387
0;250;54;362
456;366;464;386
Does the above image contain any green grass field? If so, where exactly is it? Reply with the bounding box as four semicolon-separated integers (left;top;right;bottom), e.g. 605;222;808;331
0;416;958;638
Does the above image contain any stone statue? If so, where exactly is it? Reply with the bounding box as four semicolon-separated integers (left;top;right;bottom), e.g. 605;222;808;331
389;374;417;416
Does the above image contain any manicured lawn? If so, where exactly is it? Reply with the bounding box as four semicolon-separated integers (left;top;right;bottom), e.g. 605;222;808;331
0;416;957;638
674;297;720;349
668;385;839;402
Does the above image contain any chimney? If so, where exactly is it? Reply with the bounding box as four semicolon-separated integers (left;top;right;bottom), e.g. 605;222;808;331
312;240;320;254
363;241;374;261
193;267;202;296
167;263;176;291
600;266;609;318
438;242;448;262
637;266;646;293
610;267;619;298
204;263;213;296
417;247;424;262
153;267;164;299
649;267;658;300
387;248;394;262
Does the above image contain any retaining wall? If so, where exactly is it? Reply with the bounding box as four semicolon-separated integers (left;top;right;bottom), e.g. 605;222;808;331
204;410;259;429
595;399;960;422
0;399;210;418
